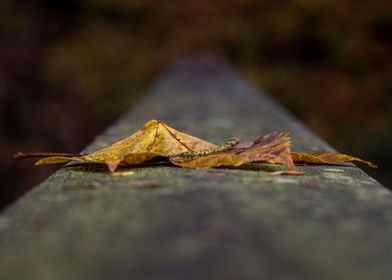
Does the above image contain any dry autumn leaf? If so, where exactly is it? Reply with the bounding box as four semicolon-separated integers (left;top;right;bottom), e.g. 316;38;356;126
16;120;217;172
291;152;377;168
15;119;377;174
170;132;295;169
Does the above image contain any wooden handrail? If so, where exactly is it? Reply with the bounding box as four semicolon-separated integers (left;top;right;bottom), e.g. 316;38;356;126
1;56;391;280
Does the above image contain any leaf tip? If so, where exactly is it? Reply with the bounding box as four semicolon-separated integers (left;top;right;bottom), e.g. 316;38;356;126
366;161;378;169
13;152;22;159
105;161;120;172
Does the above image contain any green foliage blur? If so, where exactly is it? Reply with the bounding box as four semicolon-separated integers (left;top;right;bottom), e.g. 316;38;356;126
1;0;391;207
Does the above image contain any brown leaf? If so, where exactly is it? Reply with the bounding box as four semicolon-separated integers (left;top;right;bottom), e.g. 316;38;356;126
170;132;295;170
291;152;377;168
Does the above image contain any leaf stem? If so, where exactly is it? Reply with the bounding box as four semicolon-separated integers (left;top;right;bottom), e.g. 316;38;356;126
14;152;81;160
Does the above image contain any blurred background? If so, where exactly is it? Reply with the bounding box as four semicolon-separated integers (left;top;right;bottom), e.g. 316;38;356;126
1;0;391;209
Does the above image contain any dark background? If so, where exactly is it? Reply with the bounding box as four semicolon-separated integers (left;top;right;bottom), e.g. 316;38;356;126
1;0;391;209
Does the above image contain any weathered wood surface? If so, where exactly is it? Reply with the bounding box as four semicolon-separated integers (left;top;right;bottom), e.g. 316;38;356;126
1;56;392;280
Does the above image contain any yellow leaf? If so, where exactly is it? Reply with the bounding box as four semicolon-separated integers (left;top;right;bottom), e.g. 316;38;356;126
33;120;217;172
35;156;84;165
291;152;377;168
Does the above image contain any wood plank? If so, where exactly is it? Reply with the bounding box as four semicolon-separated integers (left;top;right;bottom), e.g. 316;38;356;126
1;56;391;280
